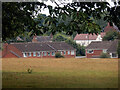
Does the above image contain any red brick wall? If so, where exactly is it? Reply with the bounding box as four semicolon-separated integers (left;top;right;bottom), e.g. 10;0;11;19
86;49;103;58
2;44;76;58
21;50;76;58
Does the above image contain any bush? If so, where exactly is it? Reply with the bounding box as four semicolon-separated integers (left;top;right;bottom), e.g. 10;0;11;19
100;53;110;58
65;39;85;56
27;68;32;74
55;52;64;58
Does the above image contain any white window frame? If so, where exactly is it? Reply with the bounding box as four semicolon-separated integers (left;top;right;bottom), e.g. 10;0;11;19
28;52;31;57
68;51;70;55
87;50;94;54
71;50;75;55
44;52;47;56
61;51;63;55
64;51;66;55
48;52;50;56
103;49;107;53
37;52;40;57
52;52;55;56
33;52;36;56
23;52;27;57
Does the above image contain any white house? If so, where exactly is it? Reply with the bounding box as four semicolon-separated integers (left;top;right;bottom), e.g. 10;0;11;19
74;32;106;46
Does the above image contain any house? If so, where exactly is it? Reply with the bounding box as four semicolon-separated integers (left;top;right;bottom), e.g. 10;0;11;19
32;34;53;42
2;42;76;58
74;33;106;46
104;23;120;33
85;40;118;58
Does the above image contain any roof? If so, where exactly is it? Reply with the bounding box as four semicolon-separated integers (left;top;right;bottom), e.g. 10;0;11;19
74;32;106;40
11;42;75;52
104;23;119;33
36;36;52;42
107;40;118;53
86;40;118;53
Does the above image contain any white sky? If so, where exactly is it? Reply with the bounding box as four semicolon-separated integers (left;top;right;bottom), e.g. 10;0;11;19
38;0;115;16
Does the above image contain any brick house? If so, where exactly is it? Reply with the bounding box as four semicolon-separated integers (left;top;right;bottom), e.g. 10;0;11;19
2;42;76;58
74;22;120;47
74;33;106;46
85;40;118;58
32;34;53;42
104;23;119;33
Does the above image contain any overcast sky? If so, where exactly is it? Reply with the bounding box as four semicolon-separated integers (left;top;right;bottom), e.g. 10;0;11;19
38;0;115;16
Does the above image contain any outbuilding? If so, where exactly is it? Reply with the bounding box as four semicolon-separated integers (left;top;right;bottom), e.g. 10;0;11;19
86;40;118;58
2;42;76;58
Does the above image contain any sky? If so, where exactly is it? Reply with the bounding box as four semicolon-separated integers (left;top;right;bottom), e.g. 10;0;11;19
38;0;115;16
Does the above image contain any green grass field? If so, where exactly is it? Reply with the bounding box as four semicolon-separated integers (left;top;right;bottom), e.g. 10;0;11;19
2;58;118;88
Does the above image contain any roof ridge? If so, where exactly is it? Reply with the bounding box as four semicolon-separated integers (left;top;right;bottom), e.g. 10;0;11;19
47;43;56;50
10;50;21;58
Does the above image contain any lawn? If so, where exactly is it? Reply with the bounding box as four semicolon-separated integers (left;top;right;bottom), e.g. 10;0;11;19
2;58;118;88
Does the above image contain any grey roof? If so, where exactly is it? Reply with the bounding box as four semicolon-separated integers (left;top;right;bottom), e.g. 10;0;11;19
11;42;75;52
107;40;118;53
86;40;118;53
37;36;52;42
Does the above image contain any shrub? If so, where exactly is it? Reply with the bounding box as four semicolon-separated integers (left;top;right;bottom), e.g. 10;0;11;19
65;39;85;56
27;68;32;74
55;52;64;58
100;53;110;58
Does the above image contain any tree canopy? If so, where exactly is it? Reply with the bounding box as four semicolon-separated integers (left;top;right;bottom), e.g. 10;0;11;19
2;1;120;41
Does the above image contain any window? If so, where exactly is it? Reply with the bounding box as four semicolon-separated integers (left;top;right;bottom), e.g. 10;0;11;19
87;50;93;53
28;52;31;57
68;51;70;55
23;52;27;57
71;50;75;55
112;53;117;57
52;52;55;56
103;49;107;53
64;51;66;55
41;52;43;56
44;52;47;56
61;51;63;55
37;52;40;57
33;52;36;56
48;52;50;56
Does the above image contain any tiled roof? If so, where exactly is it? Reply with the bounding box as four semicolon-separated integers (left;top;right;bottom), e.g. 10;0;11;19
86;40;118;53
107;40;118;53
74;33;106;40
36;36;52;42
104;23;119;32
11;42;75;52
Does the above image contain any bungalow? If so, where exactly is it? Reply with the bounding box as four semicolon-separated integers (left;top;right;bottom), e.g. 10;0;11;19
2;42;76;58
85;40;118;58
74;33;106;46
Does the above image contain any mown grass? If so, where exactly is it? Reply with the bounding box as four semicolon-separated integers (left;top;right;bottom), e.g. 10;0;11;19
2;58;118;88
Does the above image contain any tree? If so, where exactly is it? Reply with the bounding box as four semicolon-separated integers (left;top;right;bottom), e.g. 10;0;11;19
2;2;47;41
103;31;120;41
65;39;85;56
52;33;70;41
2;1;120;41
117;40;120;58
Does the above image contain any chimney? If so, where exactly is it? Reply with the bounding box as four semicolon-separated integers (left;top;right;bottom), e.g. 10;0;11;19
32;34;37;42
50;33;53;39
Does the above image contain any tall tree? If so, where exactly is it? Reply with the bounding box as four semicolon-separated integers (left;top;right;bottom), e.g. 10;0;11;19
2;1;120;41
2;2;47;41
